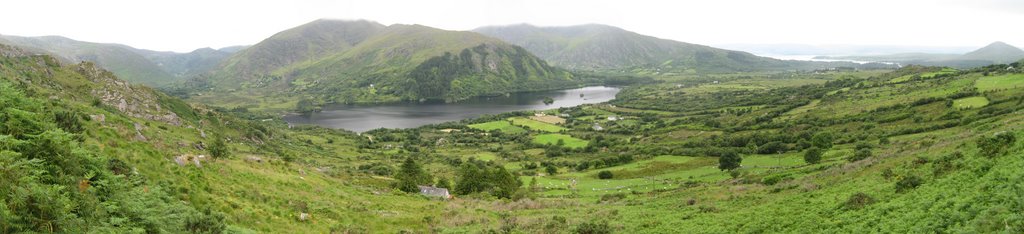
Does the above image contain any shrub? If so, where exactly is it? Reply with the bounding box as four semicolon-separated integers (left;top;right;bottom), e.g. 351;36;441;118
896;175;923;193
804;147;823;164
184;208;227;234
811;132;835;149
842;192;875;210
718;150;742;171
574;220;612;234
597;170;614;179
849;148;871;162
977;132;1017;157
208;136;229;159
761;174;791;185
598;193;627;203
53;110;84;133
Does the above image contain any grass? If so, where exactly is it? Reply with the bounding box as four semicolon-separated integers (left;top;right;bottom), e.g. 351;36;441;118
889;68;957;83
468;120;527;134
510;117;566;132
532;134;588;148
952;96;989;109
975;73;1024;92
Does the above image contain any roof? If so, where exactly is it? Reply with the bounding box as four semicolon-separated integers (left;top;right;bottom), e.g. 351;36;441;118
418;186;451;198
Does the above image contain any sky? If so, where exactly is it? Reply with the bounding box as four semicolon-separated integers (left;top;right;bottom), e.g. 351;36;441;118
0;0;1021;53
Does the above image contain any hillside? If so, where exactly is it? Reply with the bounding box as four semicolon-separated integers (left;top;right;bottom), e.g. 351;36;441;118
137;47;237;78
816;41;1024;68
4;39;1024;232
473;24;846;73
197;20;575;110
0;35;238;86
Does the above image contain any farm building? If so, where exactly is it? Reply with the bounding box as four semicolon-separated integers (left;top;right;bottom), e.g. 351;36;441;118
418;186;452;199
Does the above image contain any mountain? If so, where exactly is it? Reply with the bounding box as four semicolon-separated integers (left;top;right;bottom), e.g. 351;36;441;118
0;35;240;86
959;41;1024;64
716;43;976;57
0;35;177;85
5;39;1024;233
201;20;575;109
473;24;839;73
136;47;237;78
815;42;1024;68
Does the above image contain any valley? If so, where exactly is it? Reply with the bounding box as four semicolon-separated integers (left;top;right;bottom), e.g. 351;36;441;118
1;4;1023;233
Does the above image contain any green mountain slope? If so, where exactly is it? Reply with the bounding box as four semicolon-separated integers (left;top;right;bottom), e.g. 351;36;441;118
0;35;240;86
0;35;177;86
199;20;575;109
960;41;1024;64
473;24;838;73
3;39;1024;232
0;43;439;233
137;47;237;78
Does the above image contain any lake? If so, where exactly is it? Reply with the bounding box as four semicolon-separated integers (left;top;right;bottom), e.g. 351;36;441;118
283;86;621;132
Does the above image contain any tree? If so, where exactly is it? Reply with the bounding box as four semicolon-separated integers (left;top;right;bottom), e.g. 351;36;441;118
597;170;613;179
208;136;229;159
811;132;835;149
543;97;554;105
491;167;522;199
295;98;317;113
454;164;485;195
529;177;539;191
435;177;452;190
395;157;431;193
804;147;823;164
545;165;558;175
718;151;742;171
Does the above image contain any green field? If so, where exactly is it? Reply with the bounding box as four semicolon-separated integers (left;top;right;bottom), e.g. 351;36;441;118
953;96;990;109
467;120;527;134
532;133;588;148
510;117;566;132
889;67;957;83
976;73;1024;91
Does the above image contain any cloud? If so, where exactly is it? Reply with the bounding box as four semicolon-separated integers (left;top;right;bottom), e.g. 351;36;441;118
0;0;1019;52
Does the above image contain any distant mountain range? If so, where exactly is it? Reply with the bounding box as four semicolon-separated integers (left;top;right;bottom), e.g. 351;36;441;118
199;19;573;106
716;44;978;57
813;42;1024;68
0;35;240;86
473;24;845;73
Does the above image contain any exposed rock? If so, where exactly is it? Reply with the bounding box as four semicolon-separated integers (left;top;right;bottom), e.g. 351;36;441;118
298;213;311;222
244;156;263;163
174;154;207;167
89;114;105;123
133;122;147;141
80;62;183;126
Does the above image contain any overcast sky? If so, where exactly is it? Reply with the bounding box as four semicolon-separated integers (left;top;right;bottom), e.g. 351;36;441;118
0;0;1020;52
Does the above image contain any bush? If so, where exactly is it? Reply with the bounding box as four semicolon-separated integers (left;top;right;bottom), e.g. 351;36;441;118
977;131;1017;157
597;170;613;179
718;150;742;171
598;193;627;203
208;136;229;159
574;220;612;234
811;132;835;149
184;209;227;234
849;148;871;162
761;174;791;185
842;192;875;210
804;147;823;164
896;175;923;193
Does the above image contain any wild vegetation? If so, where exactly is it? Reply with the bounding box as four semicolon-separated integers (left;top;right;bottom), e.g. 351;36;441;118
2;33;1023;234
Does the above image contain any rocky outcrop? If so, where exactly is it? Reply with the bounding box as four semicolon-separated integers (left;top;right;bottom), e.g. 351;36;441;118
78;62;182;126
